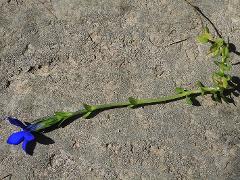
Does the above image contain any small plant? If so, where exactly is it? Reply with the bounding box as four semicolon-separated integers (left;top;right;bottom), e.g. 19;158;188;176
6;27;238;154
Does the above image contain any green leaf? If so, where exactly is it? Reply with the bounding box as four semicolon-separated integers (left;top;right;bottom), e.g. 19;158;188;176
82;111;92;119
196;81;204;88
197;33;211;43
213;49;220;57
215;71;225;77
175;87;185;94
212;72;230;89
128;97;138;105
197;27;213;43
215;38;224;47
200;87;205;96
186;96;193;105
204;26;210;34
55;112;73;120
209;43;220;57
219;62;231;72
197;36;208;43
83;103;94;112
31;111;75;130
222;77;228;89
222;46;229;58
54;112;74;127
197;26;213;43
209;39;225;57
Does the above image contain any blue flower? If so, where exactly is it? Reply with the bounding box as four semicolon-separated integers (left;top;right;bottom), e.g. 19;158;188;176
7;117;36;154
6;112;73;154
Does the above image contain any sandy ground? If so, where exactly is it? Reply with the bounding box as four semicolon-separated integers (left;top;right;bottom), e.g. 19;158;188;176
0;0;240;179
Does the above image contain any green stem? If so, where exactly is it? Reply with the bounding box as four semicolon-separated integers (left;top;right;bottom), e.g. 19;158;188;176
32;86;220;132
72;87;219;117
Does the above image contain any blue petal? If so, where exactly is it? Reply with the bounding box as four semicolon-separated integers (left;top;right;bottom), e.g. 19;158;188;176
23;131;35;141
8;117;26;129
7;131;25;145
22;132;35;153
22;139;30;152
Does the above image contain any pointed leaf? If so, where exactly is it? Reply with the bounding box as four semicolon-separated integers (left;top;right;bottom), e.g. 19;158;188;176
55;112;73;120
222;46;229;58
54;112;73;127
215;38;224;47
128;97;138;105
209;43;220;57
186;96;193;105
197;34;211;43
222;77;228;89
219;62;231;72
82;111;92;119
196;81;204;88
128;105;135;108
83;103;94;112
200;87;205;96
197;27;212;43
175;87;185;94
204;26;210;33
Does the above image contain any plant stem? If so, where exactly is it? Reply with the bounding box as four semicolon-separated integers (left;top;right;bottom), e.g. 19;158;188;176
72;87;219;117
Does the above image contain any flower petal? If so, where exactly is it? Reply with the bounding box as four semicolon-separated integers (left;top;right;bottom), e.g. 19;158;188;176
22;139;30;152
23;131;35;141
8;117;26;129
22;139;27;151
7;131;25;145
22;132;35;154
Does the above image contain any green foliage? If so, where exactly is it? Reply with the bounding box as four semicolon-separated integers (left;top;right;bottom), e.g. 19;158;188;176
185;96;193;105
222;46;229;58
212;72;230;89
31;111;74;131
197;26;233;103
55;112;74;127
83;103;95;112
82;111;92;119
55;112;73;120
195;81;204;88
81;103;97;119
209;38;224;57
175;87;185;94
128;97;139;108
197;27;213;43
198;27;231;85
